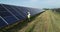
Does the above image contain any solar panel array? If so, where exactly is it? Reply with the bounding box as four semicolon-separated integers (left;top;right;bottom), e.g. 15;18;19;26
0;4;42;28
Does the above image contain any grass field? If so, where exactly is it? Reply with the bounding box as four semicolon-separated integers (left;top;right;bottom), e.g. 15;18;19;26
18;10;60;32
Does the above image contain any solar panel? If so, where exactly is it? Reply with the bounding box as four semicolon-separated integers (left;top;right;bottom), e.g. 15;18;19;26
0;5;16;26
0;4;42;28
0;4;28;27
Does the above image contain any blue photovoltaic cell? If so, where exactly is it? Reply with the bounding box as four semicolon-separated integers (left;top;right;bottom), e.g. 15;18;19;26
28;8;41;16
0;18;7;27
3;5;25;20
0;4;17;25
27;8;36;16
12;6;28;17
10;6;26;19
0;5;11;17
10;6;28;17
4;16;17;24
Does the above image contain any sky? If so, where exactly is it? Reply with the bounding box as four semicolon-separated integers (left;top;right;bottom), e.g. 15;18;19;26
0;0;60;9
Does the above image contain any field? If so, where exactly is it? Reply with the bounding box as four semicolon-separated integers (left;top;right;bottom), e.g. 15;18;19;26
18;10;60;32
0;10;60;32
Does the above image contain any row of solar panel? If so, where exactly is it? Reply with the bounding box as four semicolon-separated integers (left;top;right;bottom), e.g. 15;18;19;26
0;4;42;28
